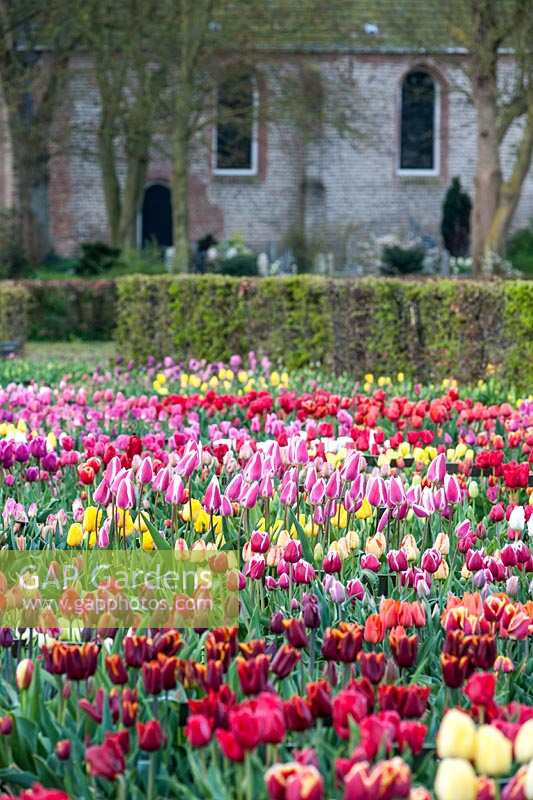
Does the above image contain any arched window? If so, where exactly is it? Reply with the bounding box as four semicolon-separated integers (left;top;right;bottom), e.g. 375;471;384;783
399;70;439;174
141;184;172;248
214;74;258;175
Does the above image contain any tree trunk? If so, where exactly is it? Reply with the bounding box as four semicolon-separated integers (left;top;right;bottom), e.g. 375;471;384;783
471;73;502;275
97;120;121;248
485;107;533;257
117;139;149;250
171;128;190;272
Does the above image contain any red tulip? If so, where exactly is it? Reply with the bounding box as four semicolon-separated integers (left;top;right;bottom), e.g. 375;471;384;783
283;696;314;732
85;738;125;781
216;729;245;762
332;687;369;740
465;672;495;707
137;719;165;751
185;714;212;747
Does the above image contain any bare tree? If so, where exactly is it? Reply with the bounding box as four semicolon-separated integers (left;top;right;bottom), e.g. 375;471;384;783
0;0;75;261
370;0;533;274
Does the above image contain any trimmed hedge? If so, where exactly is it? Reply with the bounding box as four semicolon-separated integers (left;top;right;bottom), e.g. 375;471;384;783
114;275;533;387
23;280;117;341
0;282;30;345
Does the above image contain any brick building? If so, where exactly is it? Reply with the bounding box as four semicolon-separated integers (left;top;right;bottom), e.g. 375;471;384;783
2;43;533;268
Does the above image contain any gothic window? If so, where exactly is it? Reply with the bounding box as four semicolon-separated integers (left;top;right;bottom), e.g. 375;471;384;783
399;70;438;174
214;75;257;175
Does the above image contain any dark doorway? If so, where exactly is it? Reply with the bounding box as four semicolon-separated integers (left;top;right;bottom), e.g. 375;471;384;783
141;184;173;248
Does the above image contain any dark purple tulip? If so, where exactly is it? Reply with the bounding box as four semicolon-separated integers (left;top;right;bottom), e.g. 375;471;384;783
25;466;39;482
15;443;30;463
41;452;59;473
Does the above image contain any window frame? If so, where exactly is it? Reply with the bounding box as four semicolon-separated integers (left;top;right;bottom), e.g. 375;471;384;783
397;71;440;177
212;77;259;177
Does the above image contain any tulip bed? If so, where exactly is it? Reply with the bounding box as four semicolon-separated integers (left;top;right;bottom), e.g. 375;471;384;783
0;354;532;800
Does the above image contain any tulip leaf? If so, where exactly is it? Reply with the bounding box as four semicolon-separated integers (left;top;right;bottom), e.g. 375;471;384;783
288;508;313;563
0;767;38;789
140;513;171;550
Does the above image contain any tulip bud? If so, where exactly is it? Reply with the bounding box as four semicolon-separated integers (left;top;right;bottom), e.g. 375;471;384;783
56;739;71;760
0;716;12;735
16;658;34;690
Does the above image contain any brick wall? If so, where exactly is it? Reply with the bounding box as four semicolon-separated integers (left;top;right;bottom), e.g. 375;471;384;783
45;52;533;265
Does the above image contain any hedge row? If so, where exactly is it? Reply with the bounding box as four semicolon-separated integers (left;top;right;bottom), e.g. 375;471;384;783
0;282;30;345
22;280;117;341
114;275;533;388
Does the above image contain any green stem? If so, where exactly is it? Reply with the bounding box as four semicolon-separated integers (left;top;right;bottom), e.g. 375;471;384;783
147;752;156;800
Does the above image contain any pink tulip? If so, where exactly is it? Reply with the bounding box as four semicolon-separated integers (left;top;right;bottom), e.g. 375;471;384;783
293;560;315;584
137;456;153;485
203;475;222;513
250;531;270;553
153;466;171;493
244;451;263;483
220;495;233;516
303;466;317;494
361;554;380;572
259;475;274;499
116;477;136;509
245;555;265;580
388;476;405;506
323;551;342;574
444;474;461;504
325;470;342;500
93;478;111;506
309;478;326;505
242;482;260;509
284;540;302;563
367;476;387;507
165;475;186;505
225;473;243;501
105;455;122;485
346;579;365;600
280;480;297;507
427;452;446;484
420;547;442;573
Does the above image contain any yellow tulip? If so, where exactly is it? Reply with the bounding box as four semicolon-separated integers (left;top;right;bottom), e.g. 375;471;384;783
436;709;476;761
134;514;150;533
83;506;103;533
355;497;372;520
474;725;512;776
181;498;202;523
142;531;155;551
66;523;83;547
87;531;97;548
514;720;533;763
115;509;135;536
304;519;320;537
270;371;280;387
456;442;467;458
434;758;476;800
331;507;348;528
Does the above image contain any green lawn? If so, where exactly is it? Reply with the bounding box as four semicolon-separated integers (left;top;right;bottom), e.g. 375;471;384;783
23;340;116;363
0;341;116;384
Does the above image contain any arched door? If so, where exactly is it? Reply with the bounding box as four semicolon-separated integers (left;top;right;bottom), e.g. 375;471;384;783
141;184;173;248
